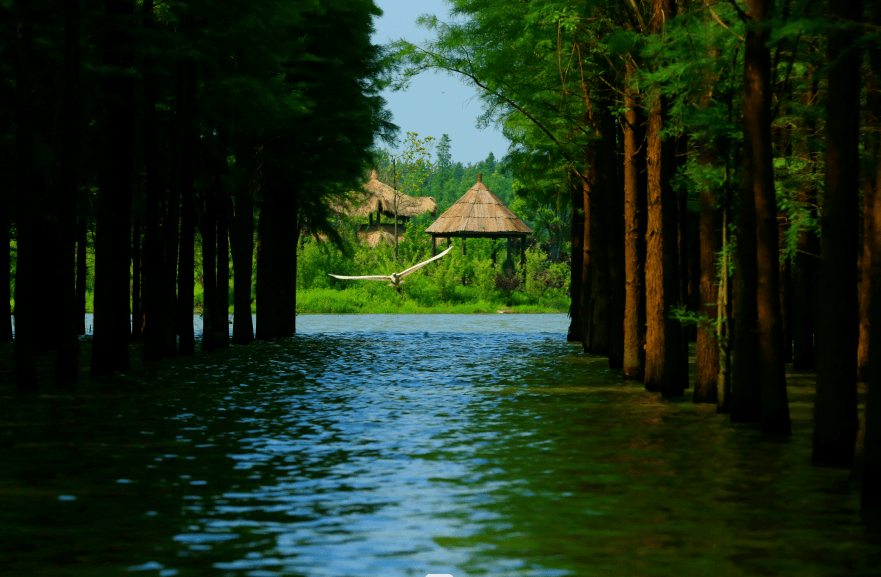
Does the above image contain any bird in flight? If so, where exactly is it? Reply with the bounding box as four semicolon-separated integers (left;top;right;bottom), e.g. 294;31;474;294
329;244;454;290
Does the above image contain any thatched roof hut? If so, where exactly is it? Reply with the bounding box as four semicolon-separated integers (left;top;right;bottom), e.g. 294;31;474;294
425;173;531;238
343;170;437;219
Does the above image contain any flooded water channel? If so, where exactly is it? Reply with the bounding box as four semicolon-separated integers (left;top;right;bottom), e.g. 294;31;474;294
1;314;879;576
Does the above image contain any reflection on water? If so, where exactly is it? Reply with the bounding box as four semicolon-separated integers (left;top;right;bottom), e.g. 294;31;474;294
1;314;879;576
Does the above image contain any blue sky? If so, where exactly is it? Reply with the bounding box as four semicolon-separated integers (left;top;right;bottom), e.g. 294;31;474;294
371;0;510;166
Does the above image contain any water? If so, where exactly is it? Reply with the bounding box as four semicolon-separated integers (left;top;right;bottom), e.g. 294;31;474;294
1;314;879;576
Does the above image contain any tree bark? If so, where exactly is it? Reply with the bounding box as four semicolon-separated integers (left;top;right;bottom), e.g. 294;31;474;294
814;0;860;462
2;222;10;343
623;65;647;379
255;190;277;341
215;160;231;349
863;139;881;510
91;0;133;376
130;217;141;340
582;141;610;355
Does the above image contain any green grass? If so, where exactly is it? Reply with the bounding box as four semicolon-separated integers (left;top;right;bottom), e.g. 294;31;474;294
295;287;567;314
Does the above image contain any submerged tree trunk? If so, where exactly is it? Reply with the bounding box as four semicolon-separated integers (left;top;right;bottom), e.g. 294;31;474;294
623;67;647;379
91;0;133;376
176;26;196;356
568;171;585;342
76;214;87;335
201;172;217;353
55;0;81;383
14;0;37;391
694;135;722;403
745;0;790;436
255;189;277;341
231;143;254;345
216;164;231;349
814;0;860;463
141;0;164;362
602;106;625;369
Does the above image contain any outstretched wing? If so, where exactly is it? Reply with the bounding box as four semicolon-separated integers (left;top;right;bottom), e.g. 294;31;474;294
399;244;455;278
328;274;392;282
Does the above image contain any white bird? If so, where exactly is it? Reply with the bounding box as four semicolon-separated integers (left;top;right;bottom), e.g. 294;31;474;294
329;244;454;290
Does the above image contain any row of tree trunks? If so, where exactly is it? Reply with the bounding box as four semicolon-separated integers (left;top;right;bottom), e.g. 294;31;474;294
814;0;860;464
91;0;134;376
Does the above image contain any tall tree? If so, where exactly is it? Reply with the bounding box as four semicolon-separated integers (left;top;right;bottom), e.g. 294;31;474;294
814;0;860;462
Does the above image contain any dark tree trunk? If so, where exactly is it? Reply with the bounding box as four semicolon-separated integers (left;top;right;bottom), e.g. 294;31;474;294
779;229;793;363
623;66;647;379
231;144;254;345
141;0;164;362
274;186;295;339
176;27;196;356
201;172;216;353
568;171;585;342
215;167;231;349
582;141;610;356
14;0;37;391
863;142;881;510
645;0;686;397
55;0;82;382
130;217;141;340
255;192;277;341
2;221;11;343
76;215;87;335
602;106;625;369
744;0;790;436
694;135;722;403
730;125;762;423
91;0;133;376
814;0;860;463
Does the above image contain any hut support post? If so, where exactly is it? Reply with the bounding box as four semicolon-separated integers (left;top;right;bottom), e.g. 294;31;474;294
369;213;373;227
461;237;467;286
521;237;527;280
506;237;513;276
431;235;436;257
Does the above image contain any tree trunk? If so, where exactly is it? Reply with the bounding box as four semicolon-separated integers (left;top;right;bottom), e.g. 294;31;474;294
694;135;722;403
141;0;164;362
2;222;11;343
863;139;881;510
176;24;196;356
130;217;141;340
14;0;37;391
255;191;277;341
623;65;647;379
201;170;216;352
76;214;87;335
568;171;585;342
231;143;254;345
814;0;860;462
215;166;231;349
602;106;625;369
582;141;610;356
779;230;793;363
55;0;82;383
744;0;790;435
91;0;134;376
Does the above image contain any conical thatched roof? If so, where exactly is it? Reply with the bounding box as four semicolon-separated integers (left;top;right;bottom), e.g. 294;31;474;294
341;170;437;219
425;173;531;237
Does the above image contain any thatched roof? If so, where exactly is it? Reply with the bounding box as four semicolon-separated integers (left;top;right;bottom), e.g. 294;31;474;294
425;173;532;237
341;171;437;219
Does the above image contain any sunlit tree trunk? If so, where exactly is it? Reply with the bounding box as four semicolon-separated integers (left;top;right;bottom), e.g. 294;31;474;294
815;0;860;462
91;0;133;376
623;64;647;379
644;0;686;397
